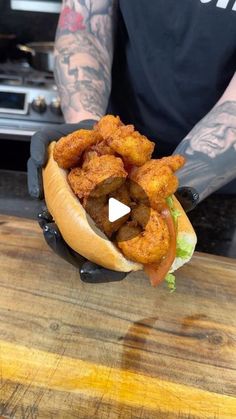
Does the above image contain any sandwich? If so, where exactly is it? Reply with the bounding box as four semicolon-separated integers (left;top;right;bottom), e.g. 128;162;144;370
43;115;197;289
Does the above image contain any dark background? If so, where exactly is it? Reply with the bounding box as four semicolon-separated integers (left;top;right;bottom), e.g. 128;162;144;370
0;0;59;42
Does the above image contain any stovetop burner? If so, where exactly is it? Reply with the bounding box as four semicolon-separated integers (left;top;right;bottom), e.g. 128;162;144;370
0;59;64;137
0;60;55;88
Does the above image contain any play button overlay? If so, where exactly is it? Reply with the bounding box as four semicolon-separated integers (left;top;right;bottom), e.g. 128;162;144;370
108;198;131;222
84;176;151;241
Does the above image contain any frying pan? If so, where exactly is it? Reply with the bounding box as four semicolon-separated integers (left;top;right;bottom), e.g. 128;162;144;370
17;42;55;72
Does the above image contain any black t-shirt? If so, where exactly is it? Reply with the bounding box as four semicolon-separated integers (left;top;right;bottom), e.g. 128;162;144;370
108;0;236;157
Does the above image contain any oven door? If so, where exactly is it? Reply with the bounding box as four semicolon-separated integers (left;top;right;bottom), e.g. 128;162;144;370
10;0;61;13
0;116;60;141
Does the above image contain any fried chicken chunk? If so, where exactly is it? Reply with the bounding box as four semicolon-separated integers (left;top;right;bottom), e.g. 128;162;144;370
82;140;115;169
53;129;102;169
84;195;129;238
95;114;121;138
68;155;127;199
96;115;155;166
116;208;170;264
131;202;150;229
130;155;185;209
110;183;131;206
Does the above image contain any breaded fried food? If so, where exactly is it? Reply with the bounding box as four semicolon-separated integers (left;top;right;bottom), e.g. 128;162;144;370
116;208;170;264
131;155;185;177
115;221;142;242
82;182;131;238
130;165;178;207
96;115;155;166
83;196;111;236
82;140;115;169
84;195;129;238
83;195;107;211
107;130;155;166
131;203;150;229
158;155;186;172
109;183;131;206
68;155;127;199
95;114;122;138
90;184;131;236
92;140;115;156
130;155;185;209
53;129;102;169
101;209;129;237
67;167;93;198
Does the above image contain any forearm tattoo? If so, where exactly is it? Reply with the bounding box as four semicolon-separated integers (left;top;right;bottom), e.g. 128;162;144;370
174;101;236;200
54;0;117;122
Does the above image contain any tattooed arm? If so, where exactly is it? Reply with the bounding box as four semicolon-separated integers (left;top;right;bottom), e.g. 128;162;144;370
54;0;117;123
174;73;236;201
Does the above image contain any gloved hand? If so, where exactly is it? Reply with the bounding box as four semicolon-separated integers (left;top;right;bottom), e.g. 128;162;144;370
28;120;97;199
28;120;128;283
38;204;126;283
28;121;199;283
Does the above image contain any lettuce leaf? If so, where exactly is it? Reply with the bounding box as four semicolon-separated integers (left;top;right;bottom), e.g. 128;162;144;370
166;196;181;225
165;196;194;291
176;237;193;260
165;273;176;293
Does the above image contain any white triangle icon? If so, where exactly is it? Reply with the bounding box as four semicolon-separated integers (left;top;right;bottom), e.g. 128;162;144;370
108;198;131;222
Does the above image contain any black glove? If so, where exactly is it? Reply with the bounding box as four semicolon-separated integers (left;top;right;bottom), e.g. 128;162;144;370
175;186;199;213
28;120;97;199
28;120;128;283
38;204;127;283
28;121;199;283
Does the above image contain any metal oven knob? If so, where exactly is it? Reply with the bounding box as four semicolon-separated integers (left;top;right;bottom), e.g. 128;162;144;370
31;96;47;113
50;97;62;116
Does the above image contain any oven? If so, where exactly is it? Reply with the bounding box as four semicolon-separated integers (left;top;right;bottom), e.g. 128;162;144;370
0;60;64;171
10;0;61;13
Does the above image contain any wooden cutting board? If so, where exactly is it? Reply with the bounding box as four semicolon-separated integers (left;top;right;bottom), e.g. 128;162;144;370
0;214;236;419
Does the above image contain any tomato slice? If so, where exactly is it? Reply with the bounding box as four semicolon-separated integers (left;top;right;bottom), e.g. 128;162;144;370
144;206;177;287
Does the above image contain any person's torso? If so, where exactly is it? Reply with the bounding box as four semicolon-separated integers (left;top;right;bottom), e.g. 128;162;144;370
109;0;236;157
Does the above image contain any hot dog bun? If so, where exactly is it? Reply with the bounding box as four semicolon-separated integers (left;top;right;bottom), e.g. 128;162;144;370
43;142;142;272
43;142;197;272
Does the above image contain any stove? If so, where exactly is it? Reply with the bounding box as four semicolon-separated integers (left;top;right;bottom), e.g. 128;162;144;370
0;61;64;140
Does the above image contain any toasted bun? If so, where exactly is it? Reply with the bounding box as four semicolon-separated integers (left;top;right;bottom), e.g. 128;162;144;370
43;143;142;272
43;142;196;272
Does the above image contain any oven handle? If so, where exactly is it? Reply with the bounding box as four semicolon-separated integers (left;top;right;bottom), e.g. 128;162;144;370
0;127;35;137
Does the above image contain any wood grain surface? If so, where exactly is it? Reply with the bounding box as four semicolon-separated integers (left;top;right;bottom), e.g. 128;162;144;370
0;214;236;419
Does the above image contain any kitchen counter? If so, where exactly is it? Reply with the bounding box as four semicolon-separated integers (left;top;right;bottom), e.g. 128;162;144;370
0;169;236;258
0;214;236;418
0;170;41;219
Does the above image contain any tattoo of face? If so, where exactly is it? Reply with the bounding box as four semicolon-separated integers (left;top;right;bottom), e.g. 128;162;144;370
185;101;236;158
175;101;236;200
55;1;116;121
54;31;111;120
